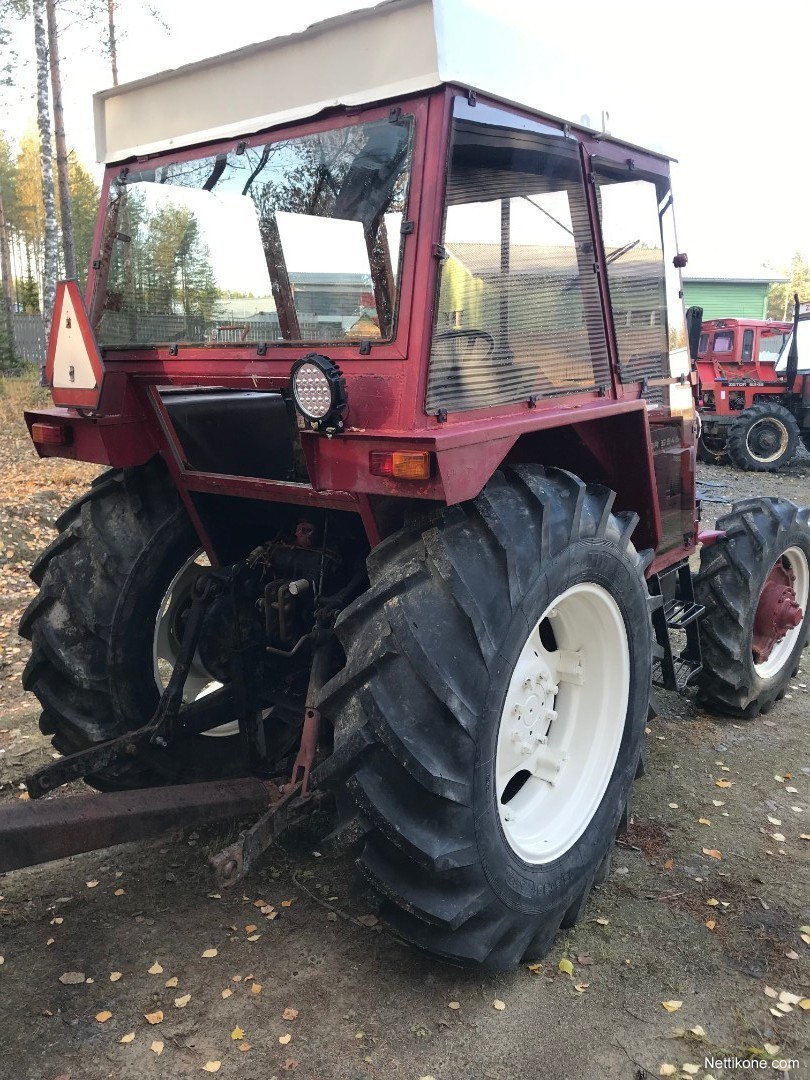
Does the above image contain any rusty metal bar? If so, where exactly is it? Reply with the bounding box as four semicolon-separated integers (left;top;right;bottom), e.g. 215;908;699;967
0;777;272;873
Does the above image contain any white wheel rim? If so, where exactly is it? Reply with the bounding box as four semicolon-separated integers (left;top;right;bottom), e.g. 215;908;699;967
495;582;630;864
753;546;809;680
152;551;238;737
746;417;789;463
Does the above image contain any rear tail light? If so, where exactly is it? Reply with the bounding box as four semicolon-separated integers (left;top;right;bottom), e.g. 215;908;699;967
369;450;432;480
31;422;71;446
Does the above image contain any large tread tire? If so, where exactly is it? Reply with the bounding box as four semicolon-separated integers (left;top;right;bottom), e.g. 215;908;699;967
19;458;258;790
726;403;800;472
695;497;810;717
315;466;653;970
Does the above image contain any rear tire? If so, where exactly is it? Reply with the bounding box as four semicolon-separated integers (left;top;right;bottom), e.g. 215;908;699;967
19;459;282;790
727;403;800;471
316;467;653;970
695;498;810;717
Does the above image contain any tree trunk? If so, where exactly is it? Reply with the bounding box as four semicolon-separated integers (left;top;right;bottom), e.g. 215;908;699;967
46;0;76;281
33;0;58;326
107;0;118;85
0;186;16;368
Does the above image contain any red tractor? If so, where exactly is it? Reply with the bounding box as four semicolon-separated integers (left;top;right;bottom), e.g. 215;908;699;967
696;315;805;469
6;0;810;971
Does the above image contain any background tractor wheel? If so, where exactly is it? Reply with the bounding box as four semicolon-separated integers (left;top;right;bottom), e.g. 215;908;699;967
316;466;653;970
726;403;800;471
19;459;293;790
696;430;729;465
695;498;810;717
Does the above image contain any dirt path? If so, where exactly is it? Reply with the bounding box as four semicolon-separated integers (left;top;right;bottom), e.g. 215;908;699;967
0;381;808;1080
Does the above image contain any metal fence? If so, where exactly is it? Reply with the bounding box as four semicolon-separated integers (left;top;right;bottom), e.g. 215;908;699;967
11;314;46;366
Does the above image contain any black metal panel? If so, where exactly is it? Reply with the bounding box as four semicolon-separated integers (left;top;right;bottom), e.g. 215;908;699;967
163;390;297;481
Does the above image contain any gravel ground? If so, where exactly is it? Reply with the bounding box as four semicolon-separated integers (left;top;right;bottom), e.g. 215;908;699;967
0;380;808;1080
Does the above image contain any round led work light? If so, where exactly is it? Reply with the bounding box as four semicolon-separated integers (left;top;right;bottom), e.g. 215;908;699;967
290;353;347;431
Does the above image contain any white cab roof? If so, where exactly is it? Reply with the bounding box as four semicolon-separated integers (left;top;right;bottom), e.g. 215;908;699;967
94;0;671;165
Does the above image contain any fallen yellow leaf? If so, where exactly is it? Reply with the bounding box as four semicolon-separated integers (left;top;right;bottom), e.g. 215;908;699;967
558;958;574;975
527;963;542;974
281;899;294;908
201;948;218;958
150;1040;164;1056
279;1033;292;1045
706;898;719;906
109;971;122;982
221;988;233;999
682;1066;699;1077
799;999;810;1010
148;962;163;975
237;1041;251;1052
574;982;589;992
252;982;263;994
247;934;260;941
764;986;778;998
113;888;125;896
698;818;711;826
659;1066;677;1077
95;1010;112;1023
231;1026;245;1041
283;1007;299;1020
202;1063;221;1074
595;917;609;926
174;993;191;1008
144;1010;163;1025
661;1000;683;1013
120;1032;135;1044
85;880;99;888
448;1001;460;1010
492;998;506;1011
244;924;258;934
702;847;722;860
165;976;178;988
705;920;716;930
715;779;732;788
763;1042;780;1055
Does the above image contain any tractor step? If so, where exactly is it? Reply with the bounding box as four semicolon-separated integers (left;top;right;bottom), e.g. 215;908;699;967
652;654;702;692
663;597;705;630
649;559;704;694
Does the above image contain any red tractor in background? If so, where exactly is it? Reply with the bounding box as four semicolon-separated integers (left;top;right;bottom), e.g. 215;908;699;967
696;314;806;469
3;0;810;972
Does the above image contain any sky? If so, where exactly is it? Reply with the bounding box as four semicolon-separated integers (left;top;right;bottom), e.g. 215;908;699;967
3;0;810;275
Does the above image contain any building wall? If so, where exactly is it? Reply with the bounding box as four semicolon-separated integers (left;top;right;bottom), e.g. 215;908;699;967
682;281;769;319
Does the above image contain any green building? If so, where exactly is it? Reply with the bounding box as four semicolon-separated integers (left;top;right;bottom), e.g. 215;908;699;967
682;268;786;320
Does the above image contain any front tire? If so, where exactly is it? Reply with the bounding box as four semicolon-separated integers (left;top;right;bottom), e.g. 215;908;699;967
316;467;653;970
696;498;810;717
727;403;800;471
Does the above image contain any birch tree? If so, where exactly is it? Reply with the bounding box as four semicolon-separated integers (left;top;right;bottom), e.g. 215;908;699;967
47;0;76;280
33;0;58;325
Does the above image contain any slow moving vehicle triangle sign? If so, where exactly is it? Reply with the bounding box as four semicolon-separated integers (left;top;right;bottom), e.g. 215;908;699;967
45;280;106;409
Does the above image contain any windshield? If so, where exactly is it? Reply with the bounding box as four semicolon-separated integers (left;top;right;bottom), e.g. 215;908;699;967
775;318;810;374
759;329;789;363
92;116;413;348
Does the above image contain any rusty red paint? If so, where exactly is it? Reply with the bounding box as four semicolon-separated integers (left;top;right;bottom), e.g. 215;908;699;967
29;85;694;562
752;558;804;664
697;529;727;548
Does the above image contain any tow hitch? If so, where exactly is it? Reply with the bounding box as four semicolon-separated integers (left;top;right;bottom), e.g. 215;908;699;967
2;568;330;880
